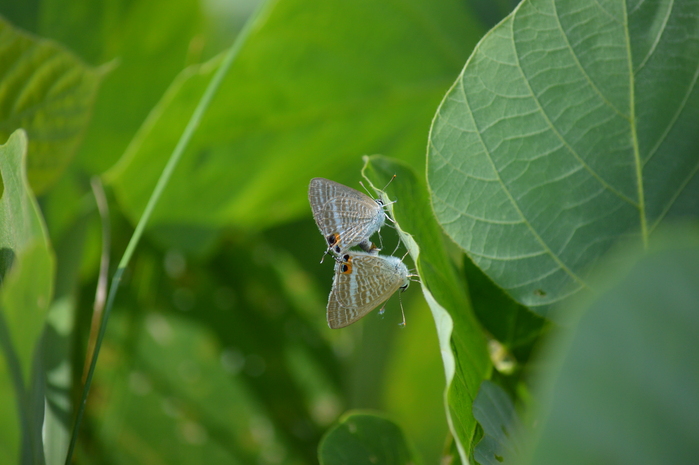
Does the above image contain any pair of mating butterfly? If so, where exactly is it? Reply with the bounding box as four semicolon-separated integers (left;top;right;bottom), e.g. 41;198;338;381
308;178;416;329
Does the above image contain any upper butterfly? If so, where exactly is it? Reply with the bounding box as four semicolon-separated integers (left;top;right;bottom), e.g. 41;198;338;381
308;178;389;258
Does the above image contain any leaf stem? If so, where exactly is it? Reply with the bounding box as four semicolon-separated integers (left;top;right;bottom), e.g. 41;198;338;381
81;177;110;384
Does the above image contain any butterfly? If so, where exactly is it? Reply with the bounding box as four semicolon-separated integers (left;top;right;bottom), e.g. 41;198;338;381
326;251;414;328
308;178;389;260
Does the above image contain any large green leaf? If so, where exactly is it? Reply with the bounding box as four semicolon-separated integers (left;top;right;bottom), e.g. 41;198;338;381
0;0;209;176
0;130;54;385
0;17;103;194
523;228;699;465
318;411;419;465
427;0;699;314
0;130;55;464
363;156;491;463
108;0;485;235
472;381;521;465
64;0;209;176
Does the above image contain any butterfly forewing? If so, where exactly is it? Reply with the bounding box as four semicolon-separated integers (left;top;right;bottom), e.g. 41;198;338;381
309;178;385;255
309;178;371;217
327;253;408;329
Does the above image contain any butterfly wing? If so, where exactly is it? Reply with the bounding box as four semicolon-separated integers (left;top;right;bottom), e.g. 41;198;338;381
309;178;369;217
327;254;407;328
316;197;384;252
309;178;384;253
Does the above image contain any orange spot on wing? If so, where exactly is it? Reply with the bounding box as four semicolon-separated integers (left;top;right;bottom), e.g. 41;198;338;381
341;256;353;274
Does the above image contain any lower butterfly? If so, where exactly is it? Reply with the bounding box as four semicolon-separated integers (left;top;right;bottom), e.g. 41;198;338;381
326;251;416;329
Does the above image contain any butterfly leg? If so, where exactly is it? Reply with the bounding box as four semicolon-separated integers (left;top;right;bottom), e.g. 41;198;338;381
391;238;403;256
398;287;407;327
359;239;380;255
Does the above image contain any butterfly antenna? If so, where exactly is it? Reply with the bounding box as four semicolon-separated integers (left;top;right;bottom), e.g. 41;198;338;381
358;180;373;197
382;174;397;191
361;177;398;211
360;174;397;196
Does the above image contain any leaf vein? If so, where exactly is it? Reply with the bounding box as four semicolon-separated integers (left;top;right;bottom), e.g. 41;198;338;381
435;195;527;225
634;0;674;73
648;159;699;234
458;37;590;289
643;45;699;166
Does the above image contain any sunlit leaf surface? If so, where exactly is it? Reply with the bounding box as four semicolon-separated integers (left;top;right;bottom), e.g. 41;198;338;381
428;0;699;313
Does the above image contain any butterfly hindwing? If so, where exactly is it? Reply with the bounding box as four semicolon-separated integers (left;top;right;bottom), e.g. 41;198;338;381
327;252;408;328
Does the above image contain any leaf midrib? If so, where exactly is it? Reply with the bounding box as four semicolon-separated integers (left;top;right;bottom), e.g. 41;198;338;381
621;0;648;247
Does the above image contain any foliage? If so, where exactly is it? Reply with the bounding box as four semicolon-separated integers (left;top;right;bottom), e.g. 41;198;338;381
318;411;418;465
0;0;697;464
428;0;699;314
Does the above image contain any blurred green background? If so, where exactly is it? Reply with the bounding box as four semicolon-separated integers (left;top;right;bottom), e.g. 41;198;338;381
0;0;518;463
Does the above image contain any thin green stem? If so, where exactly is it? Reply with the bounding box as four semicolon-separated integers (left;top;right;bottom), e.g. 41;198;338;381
63;2;268;463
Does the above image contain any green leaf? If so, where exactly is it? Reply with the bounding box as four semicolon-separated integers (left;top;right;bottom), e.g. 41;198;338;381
523;227;699;465
108;0;485;237
42;297;75;465
62;0;208;176
427;0;699;314
362;156;491;463
318;411;419;465
381;297;450;465
472;381;522;465
0;359;20;465
0;0;210;176
0;129;55;464
464;256;547;364
93;311;280;464
0;130;54;385
0;17;103;194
